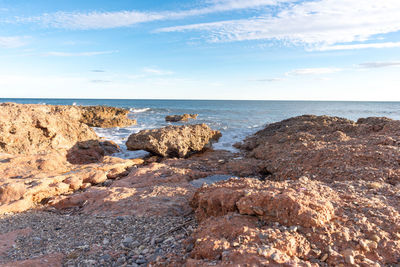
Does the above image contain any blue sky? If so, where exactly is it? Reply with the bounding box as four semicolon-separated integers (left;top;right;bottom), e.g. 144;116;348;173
0;0;400;100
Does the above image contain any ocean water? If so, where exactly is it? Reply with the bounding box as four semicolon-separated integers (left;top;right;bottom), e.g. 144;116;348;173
2;98;400;158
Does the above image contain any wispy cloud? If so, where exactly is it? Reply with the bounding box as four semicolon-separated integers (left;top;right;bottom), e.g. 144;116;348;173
19;0;292;30
91;69;106;73
91;79;112;83
0;36;28;48
158;0;400;49
143;67;174;75
286;68;342;76
358;61;400;69
316;42;400;51
252;78;284;82
42;50;117;57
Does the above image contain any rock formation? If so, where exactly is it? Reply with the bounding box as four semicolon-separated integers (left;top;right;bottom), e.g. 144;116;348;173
236;115;400;184
126;124;221;158
79;106;137;128
0;103;98;154
165;114;198;122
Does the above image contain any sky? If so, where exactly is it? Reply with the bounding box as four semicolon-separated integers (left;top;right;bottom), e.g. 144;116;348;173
0;0;400;100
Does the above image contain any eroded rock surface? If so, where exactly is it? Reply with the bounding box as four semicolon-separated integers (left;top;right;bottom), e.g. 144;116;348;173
0;103;98;154
236;115;400;184
165;114;198;122
126;124;222;158
180;177;400;266
79;106;137;128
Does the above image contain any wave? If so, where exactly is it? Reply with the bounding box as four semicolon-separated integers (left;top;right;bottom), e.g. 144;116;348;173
129;107;151;113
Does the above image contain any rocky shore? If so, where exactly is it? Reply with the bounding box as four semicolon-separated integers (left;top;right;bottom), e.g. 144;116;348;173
1;104;400;266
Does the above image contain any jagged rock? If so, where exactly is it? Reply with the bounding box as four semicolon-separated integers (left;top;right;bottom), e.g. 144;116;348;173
126;124;221;158
79;106;137;128
0;103;98;155
237;115;400;183
165;114;198;122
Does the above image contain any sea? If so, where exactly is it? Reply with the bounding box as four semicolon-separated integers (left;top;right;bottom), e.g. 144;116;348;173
2;98;400;158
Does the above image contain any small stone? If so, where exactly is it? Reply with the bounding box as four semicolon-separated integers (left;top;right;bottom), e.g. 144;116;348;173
370;234;381;243
270;253;279;262
345;255;355;265
102;238;110;245
359;240;369;251
321;253;329;262
116;257;126;265
368;241;378;250
232;242;240;247
253;206;264;216
289;226;298;232
136;259;147;264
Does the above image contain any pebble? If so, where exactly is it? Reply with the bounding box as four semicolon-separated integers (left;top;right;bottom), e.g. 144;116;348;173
136;259;147;264
370;234;381;243
345;255;355;265
321;253;329;262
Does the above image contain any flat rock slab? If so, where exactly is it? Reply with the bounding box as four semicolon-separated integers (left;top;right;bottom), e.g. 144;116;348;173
190;175;238;188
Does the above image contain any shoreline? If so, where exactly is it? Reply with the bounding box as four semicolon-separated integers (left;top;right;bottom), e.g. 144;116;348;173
1;103;400;266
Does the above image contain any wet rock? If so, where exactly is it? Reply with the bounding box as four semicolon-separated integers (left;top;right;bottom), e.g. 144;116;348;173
165;114;198;122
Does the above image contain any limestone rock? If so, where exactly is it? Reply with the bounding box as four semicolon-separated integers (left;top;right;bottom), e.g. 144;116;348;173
165;114;198;122
0;103;98;155
79;106;137;128
126;124;221;158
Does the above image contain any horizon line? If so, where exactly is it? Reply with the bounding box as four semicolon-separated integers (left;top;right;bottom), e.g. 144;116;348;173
1;97;400;103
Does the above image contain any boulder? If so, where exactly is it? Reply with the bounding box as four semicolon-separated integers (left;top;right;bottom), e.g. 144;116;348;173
126;124;221;158
79;106;137;128
0;103;98;155
165;114;198;122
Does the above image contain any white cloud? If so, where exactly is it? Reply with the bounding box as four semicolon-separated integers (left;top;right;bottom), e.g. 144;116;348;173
143;67;174;75
0;36;28;48
358;62;400;69
42;50;117;56
286;68;342;76
252;78;284;82
21;0;292;29
158;0;400;48
316;42;400;51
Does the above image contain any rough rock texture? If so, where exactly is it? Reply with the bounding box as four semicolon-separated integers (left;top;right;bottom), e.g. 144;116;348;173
0;103;98;154
236;115;400;184
0;152;143;214
165;114;198;122
79;106;137;128
66;140;120;164
126;124;222;158
182;176;400;266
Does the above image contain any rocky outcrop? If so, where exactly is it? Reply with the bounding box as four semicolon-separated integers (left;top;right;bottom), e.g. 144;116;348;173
236;115;400;184
126;124;222;158
0;103;98;155
0;152;144;214
181;176;400;266
165;114;198;122
79;106;137;128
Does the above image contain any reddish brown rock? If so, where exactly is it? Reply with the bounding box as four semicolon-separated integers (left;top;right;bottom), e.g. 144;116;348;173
0;153;143;214
79;105;137;128
181;176;400;266
165;114;198;122
237;115;400;184
126;124;222;158
66;140;120;164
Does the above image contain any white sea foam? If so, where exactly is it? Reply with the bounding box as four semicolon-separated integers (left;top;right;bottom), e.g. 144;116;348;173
129;107;151;113
72;102;77;106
